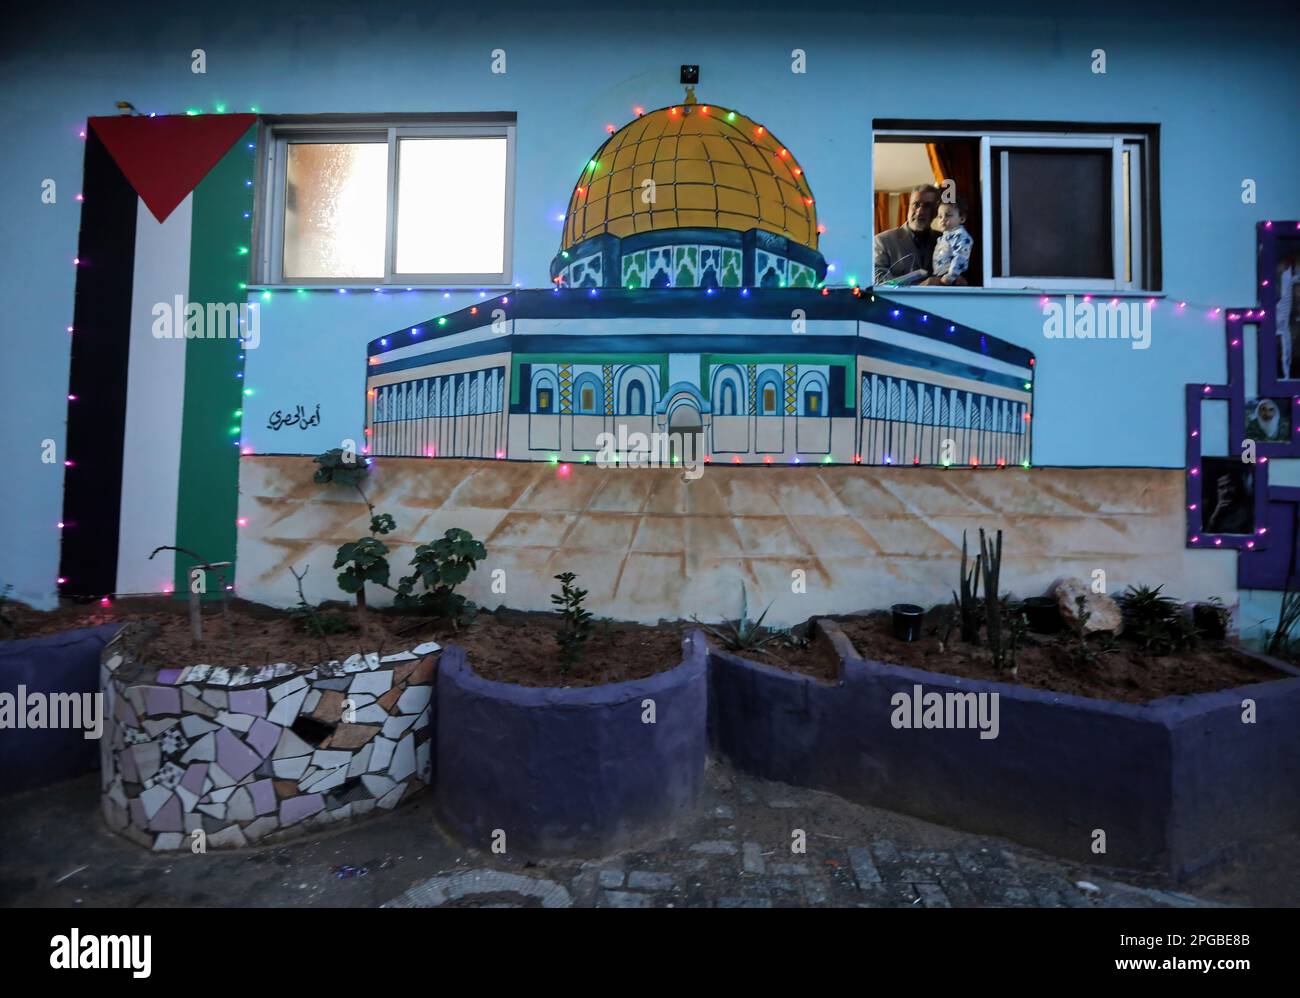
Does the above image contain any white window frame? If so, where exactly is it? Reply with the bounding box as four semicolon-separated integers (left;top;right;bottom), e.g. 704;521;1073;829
874;126;1154;293
256;117;516;287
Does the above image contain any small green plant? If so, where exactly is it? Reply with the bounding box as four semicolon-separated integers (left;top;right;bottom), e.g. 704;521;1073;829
312;450;399;627
953;530;982;644
313;447;371;494
694;582;786;654
334;535;392;623
1266;584;1300;656
286;565;354;644
1005;601;1028;679
396;528;487;626
1118;584;1197;656
552;572;594;671
979;528;1004;667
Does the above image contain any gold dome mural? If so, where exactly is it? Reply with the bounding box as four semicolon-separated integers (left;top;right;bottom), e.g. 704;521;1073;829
561;95;819;253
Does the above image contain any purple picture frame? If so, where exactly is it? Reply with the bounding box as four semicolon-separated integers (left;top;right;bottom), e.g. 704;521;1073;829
1255;219;1300;398
1186;221;1300;579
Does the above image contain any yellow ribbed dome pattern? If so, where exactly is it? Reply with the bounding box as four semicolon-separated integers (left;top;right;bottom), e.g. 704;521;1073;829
562;102;818;252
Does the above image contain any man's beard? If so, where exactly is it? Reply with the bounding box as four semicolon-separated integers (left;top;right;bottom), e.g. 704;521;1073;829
1259;410;1281;439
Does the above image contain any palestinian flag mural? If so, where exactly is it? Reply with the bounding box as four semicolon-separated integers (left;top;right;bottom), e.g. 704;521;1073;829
59;114;257;601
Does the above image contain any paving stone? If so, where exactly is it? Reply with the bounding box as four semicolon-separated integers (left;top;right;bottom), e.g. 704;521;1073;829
742;841;765;874
603;890;654;908
848;846;882;886
803;880;830;905
914;882;952;908
771;862;811;876
627;871;675;891
689;840;738;855
718;896;772;908
937;873;979;907
598;869;624;889
871;839;901;863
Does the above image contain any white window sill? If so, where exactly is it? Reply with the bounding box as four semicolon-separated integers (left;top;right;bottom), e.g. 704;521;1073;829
872;285;1165;299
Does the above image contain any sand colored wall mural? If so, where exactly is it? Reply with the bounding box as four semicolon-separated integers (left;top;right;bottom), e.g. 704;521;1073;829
236;457;1233;625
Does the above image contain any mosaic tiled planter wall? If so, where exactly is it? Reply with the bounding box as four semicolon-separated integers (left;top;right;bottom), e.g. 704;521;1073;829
98;626;438;850
434;631;709;858
708;620;1300;879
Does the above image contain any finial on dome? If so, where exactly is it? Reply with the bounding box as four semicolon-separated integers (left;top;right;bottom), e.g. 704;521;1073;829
684;86;697;105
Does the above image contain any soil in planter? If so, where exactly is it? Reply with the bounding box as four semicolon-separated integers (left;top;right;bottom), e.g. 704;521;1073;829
831;610;1291;705
710;635;842;684
449;609;688;688
1;596;442;675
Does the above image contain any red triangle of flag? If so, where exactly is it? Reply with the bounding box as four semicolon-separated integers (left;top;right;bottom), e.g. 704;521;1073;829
90;114;257;224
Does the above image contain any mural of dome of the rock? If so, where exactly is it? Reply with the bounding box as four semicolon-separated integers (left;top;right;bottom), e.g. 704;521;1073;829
365;91;1034;468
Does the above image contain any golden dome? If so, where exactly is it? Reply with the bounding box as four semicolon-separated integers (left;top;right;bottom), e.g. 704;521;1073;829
561;98;819;252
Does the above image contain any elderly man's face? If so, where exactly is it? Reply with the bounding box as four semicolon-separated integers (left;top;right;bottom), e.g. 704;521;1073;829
907;190;939;232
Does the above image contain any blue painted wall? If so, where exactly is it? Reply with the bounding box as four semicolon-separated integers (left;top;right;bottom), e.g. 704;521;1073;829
3;0;1298;608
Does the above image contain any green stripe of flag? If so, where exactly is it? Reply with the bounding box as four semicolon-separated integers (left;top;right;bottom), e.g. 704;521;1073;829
172;126;256;598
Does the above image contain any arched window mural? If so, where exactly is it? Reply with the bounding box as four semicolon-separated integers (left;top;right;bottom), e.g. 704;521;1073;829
798;371;827;417
533;372;557;414
574;372;602;414
720;381;739;415
617;365;655;415
712;364;745;417
756;369;783;415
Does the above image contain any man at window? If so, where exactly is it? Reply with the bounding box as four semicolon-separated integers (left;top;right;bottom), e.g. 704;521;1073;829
873;184;941;285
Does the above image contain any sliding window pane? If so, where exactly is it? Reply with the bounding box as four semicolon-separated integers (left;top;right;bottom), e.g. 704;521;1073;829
282;142;387;279
999;148;1112;279
395;137;507;275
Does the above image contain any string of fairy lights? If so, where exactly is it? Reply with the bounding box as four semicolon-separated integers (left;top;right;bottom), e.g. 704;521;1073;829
58;103;1298;602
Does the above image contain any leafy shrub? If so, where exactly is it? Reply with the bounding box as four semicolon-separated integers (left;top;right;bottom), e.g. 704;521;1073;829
552;572;594;670
396;528;487;624
334;537;392;603
1118;584;1197;655
312;447;369;490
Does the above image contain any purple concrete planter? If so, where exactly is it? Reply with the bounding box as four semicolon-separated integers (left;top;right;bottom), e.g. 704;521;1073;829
707;619;1300;879
434;630;709;858
1;625;120;795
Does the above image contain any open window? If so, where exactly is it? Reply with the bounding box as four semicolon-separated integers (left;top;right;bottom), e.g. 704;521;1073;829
872;122;1158;292
257;115;516;286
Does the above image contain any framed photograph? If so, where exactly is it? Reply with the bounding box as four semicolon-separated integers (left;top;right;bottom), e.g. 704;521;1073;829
1257;222;1300;393
1199;456;1255;536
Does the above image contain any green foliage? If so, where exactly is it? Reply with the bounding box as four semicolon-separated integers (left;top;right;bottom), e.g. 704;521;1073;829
953;530;982;644
552;572;594;669
287;603;354;637
1005;600;1028;678
1118;584;1197;656
370;513;396;536
396;528;487;623
1266;586;1300;657
333;537;391;595
312;448;369;489
1193;597;1231;638
979;528;1004;667
694;582;789;654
